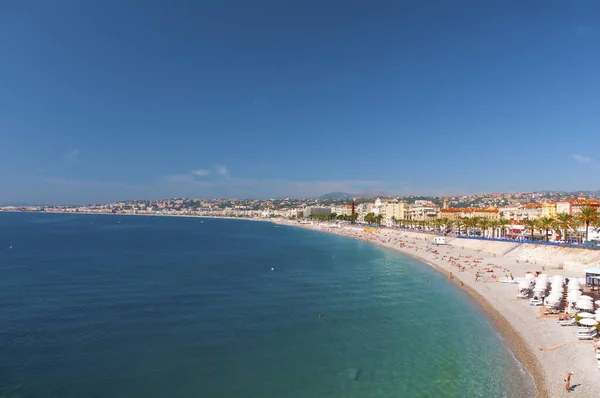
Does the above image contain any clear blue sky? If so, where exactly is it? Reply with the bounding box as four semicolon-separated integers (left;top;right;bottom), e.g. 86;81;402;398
1;1;599;204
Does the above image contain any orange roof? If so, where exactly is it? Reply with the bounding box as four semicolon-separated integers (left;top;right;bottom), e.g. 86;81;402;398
441;207;499;213
560;198;600;206
524;203;542;208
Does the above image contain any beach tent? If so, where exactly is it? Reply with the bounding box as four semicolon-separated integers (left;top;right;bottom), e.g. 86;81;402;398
585;268;600;287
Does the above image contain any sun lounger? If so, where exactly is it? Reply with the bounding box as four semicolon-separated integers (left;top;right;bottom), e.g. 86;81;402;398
559;318;576;326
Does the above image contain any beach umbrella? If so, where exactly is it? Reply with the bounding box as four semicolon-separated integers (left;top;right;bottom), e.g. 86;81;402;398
579;318;598;327
518;281;531;289
577;303;594;310
580;295;593;300
578;312;595;318
595;300;600;306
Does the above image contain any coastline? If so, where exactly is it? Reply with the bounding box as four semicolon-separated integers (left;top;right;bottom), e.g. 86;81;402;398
274;221;600;398
5;211;597;396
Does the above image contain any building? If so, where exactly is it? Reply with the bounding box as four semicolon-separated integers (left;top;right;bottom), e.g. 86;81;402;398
439;207;500;221
380;201;409;226
331;205;353;217
541;202;557;218
499;204;542;221
407;201;440;221
557;194;600;215
443;197;449;209
303;206;331;217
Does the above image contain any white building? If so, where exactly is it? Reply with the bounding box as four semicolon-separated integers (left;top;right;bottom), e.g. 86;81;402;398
407;201;440;221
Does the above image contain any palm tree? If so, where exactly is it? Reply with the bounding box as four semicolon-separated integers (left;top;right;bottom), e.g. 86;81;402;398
523;219;537;241
478;219;490;238
464;217;479;236
578;205;598;242
374;214;383;226
446;220;455;235
455;218;464;236
537;216;554;241
555;213;572;242
489;220;500;238
498;218;510;238
364;212;375;224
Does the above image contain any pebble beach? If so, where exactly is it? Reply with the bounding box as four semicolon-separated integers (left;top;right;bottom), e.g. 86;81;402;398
278;221;600;397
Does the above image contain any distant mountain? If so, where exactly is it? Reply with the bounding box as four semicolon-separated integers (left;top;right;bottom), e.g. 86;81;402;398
576;190;600;197
319;192;354;200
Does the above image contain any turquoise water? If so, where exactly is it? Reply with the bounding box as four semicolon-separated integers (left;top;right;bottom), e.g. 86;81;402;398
0;213;535;397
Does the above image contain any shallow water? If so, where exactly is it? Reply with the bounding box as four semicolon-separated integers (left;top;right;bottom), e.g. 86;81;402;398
0;213;535;397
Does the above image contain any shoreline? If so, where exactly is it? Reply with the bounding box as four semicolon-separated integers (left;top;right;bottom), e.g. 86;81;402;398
274;221;600;397
364;241;547;397
6;211;596;396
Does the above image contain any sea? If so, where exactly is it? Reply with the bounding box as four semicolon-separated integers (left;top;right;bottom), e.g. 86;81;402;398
0;212;536;397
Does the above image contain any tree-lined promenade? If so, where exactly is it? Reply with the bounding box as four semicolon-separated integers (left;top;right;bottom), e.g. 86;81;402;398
307;205;599;243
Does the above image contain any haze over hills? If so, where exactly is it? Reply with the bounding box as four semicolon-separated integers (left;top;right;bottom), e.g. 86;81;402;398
319;191;389;200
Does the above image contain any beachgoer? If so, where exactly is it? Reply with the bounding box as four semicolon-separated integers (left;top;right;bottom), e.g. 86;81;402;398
594;338;600;352
565;371;574;392
318;313;324;318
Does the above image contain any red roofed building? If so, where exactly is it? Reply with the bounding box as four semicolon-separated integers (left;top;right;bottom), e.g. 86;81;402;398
556;194;600;215
440;207;499;220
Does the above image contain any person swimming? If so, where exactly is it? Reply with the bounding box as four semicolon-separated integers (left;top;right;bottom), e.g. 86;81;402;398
318;313;324;318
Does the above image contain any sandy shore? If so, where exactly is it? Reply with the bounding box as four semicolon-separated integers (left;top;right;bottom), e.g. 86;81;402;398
276;221;600;398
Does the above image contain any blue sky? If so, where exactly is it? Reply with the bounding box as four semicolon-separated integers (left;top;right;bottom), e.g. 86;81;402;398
1;1;599;204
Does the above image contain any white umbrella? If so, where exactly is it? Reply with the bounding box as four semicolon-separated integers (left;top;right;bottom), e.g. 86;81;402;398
580;295;593;300
518;280;531;289
579;318;598;326
595;300;600;306
578;312;595;318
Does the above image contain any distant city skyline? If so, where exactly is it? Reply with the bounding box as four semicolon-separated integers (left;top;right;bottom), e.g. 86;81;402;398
1;1;599;204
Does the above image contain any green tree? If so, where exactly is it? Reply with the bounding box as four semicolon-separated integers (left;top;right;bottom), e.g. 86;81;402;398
374;214;383;226
498;218;510;238
438;217;450;233
578;205;598;242
489;220;500;238
478;219;490;238
523;219;537;241
455;218;464;236
537;216;554;241
364;212;375;224
464;217;479;236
